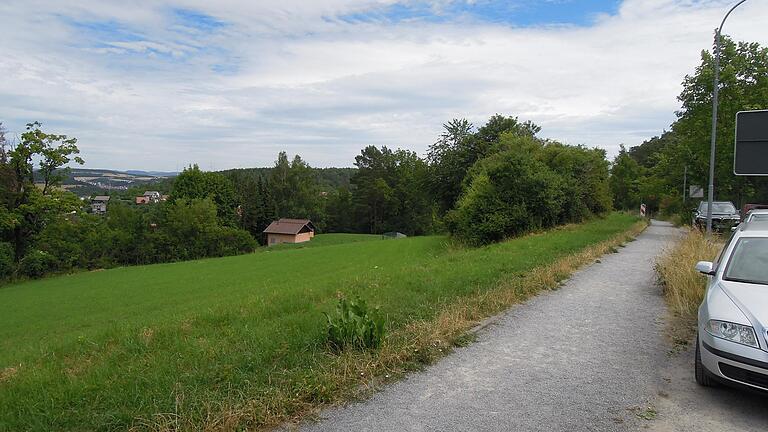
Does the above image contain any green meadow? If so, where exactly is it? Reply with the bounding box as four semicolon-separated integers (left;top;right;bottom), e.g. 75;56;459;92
0;213;638;431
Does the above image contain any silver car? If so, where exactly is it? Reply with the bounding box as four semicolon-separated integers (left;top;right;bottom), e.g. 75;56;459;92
744;209;768;223
695;221;768;391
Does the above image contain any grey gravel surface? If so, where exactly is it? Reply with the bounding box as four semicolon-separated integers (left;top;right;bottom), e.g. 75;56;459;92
649;344;768;432
298;221;679;432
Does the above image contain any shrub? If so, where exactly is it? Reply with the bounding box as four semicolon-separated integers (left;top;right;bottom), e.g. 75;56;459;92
205;226;257;257
0;242;14;279
447;150;564;245
18;250;58;278
324;295;386;351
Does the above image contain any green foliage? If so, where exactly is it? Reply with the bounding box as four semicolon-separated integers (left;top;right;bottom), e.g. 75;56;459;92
427;115;539;213
610;145;644;210
325;295;386;351
0;241;14;278
0;122;84;263
447;150;564;245
18;249;58;278
611;36;768;216
351;146;435;235
447;134;611;245
171;165;238;226
269;152;325;223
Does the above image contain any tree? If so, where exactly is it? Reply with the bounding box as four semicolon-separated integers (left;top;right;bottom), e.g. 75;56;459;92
171;165;238;226
610;145;643;210
671;36;768;206
427;115;542;214
1;123;84;260
447;150;564;245
350;146;435;235
22;122;85;195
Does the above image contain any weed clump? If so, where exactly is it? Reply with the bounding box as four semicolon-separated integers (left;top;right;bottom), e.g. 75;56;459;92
325;295;386;351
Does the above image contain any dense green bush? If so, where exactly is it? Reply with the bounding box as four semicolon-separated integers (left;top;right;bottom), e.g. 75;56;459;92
205;226;258;257
18;250;58;278
447;134;612;245
0;242;14;279
325;296;386;351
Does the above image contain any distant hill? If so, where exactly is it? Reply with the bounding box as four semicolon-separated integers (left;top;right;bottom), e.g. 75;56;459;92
124;170;177;177
34;168;176;197
39;166;357;198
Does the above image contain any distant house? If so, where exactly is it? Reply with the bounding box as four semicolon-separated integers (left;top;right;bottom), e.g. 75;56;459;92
143;191;161;203
91;196;110;215
135;196;151;205
263;218;316;246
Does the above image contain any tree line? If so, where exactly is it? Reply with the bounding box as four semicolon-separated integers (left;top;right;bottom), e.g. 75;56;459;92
609;35;768;218
0;117;616;283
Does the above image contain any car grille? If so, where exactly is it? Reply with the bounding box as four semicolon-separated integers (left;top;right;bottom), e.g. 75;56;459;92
719;362;768;390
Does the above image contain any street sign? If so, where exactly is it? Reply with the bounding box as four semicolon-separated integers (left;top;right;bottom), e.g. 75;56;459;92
734;110;768;176
689;185;704;198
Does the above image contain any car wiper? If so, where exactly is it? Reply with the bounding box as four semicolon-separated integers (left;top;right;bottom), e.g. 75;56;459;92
724;276;768;286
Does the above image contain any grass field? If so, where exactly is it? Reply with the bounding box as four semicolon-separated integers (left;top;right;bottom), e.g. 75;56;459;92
0;214;641;431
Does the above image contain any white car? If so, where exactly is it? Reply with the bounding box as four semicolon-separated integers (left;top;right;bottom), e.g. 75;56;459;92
695;221;768;391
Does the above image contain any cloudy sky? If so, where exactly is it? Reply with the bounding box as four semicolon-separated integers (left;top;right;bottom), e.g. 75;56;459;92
1;0;766;171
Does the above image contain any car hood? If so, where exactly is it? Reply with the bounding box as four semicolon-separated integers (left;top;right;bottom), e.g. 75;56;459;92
696;212;738;217
720;280;768;328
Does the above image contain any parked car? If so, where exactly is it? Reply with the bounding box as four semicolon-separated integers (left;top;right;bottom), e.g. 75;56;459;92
692;201;740;231
742;203;768;220
744;208;768;223
694;221;768;392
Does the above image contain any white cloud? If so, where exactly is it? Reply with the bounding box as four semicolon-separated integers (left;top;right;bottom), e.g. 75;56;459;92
0;0;767;171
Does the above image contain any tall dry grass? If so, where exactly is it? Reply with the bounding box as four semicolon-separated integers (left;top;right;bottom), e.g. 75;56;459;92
656;229;724;332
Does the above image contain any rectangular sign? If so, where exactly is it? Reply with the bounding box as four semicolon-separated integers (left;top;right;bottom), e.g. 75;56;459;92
734;110;768;176
689;185;704;198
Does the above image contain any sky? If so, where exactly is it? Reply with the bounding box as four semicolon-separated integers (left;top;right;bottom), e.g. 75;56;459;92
1;0;767;171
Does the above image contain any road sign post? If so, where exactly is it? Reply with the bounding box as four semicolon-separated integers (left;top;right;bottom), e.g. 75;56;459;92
734;110;768;176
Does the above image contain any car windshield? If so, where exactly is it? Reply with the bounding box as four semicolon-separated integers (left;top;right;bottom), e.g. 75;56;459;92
699;202;736;213
724;238;768;285
748;214;768;222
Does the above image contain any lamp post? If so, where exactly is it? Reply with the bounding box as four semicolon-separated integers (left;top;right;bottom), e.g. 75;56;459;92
706;0;749;233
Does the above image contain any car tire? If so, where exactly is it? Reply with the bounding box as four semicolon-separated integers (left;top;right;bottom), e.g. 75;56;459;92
695;335;717;387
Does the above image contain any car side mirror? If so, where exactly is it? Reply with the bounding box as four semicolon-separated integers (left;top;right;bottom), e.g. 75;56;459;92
695;261;715;275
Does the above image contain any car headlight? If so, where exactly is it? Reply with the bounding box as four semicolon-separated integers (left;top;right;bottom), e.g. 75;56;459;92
706;320;759;347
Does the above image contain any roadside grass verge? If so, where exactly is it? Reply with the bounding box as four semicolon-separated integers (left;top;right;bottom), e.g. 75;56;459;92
0;214;643;431
656;228;724;343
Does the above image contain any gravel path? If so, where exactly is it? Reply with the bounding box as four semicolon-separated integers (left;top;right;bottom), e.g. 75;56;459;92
299;221;679;432
649;344;768;432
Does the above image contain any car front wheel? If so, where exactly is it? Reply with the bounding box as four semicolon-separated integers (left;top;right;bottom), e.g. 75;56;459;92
695;335;717;387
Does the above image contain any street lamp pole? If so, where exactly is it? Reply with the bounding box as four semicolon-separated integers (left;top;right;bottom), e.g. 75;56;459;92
706;0;749;234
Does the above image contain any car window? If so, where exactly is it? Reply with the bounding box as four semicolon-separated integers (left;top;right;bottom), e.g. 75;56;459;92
748;214;768;222
714;230;738;269
699;202;736;213
723;237;768;285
